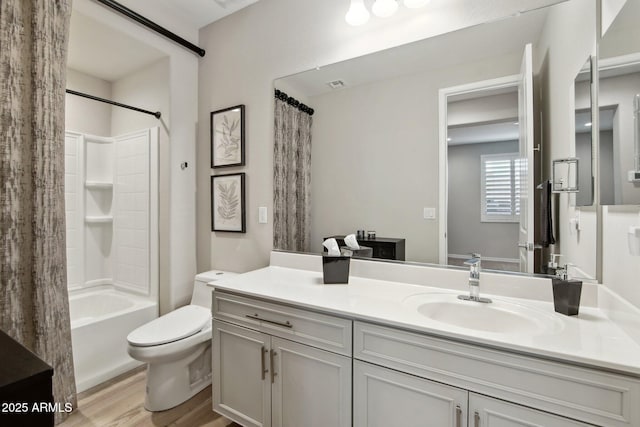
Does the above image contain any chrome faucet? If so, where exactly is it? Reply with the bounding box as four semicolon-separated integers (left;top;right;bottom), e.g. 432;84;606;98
458;253;492;303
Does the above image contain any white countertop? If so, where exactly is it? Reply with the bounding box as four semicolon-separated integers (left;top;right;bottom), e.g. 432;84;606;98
211;265;640;376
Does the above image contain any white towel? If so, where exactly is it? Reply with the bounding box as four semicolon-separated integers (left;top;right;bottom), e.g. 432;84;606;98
323;238;341;256
344;234;360;250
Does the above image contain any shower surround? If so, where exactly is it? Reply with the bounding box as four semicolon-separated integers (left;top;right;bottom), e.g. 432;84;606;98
64;128;159;392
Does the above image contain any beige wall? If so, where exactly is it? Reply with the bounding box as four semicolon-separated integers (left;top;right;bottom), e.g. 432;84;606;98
448;140;520;259
197;0;565;272
65;68;112;136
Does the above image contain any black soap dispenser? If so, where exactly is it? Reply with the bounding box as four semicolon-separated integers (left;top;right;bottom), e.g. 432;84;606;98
552;264;582;316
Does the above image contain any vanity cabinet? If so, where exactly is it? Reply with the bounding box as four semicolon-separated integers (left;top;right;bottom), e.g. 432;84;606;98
354;360;587;427
354;360;468;427
212;291;352;427
212;290;640;427
354;321;640;427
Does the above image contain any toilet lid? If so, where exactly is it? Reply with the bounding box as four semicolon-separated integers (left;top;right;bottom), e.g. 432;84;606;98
127;305;211;347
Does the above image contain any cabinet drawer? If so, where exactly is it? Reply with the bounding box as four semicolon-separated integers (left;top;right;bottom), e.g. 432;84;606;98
213;291;352;356
470;393;589;427
354;321;640;427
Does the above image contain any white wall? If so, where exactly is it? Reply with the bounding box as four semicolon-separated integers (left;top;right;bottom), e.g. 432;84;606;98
197;0;565;272
65;68;112;136
536;0;597;279
111;58;171;312
603;206;640;308
448;92;518;126
74;0;198;312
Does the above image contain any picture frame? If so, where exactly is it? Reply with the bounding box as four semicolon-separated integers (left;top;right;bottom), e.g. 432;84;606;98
211;105;245;168
211;173;246;233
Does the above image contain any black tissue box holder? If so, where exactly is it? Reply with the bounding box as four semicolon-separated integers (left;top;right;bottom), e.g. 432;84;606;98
552;278;582;316
322;255;350;284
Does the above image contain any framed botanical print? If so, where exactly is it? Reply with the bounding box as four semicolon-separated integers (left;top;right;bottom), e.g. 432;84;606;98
211;105;245;168
211;173;246;233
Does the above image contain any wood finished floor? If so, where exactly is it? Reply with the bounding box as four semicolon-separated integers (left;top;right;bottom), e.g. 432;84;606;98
60;367;241;427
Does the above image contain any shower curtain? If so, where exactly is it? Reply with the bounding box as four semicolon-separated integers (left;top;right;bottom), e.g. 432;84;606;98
0;0;76;423
273;90;314;252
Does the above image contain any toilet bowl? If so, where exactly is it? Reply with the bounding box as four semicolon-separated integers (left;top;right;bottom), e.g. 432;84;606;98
127;270;235;411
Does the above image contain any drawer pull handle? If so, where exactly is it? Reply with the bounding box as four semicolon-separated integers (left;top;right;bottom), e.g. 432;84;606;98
246;313;293;328
260;346;268;380
474;411;480;427
455;405;462;427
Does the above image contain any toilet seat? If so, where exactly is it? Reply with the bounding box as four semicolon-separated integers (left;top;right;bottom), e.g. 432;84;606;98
127;305;210;347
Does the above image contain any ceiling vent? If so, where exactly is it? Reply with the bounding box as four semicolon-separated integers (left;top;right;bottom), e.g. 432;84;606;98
326;80;346;89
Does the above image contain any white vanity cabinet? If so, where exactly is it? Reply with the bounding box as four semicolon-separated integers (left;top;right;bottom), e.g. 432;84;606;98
354;321;640;427
354;360;588;427
354;360;468;427
212;291;352;427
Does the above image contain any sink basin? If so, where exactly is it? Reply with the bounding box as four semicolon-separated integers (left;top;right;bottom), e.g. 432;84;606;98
404;293;562;335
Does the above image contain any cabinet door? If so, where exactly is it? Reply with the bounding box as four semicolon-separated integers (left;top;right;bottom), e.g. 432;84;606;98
354;360;468;427
213;320;271;427
271;337;351;427
469;393;589;427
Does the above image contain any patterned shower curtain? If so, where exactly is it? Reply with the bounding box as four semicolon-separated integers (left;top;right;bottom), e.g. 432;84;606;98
273;90;314;252
0;0;76;423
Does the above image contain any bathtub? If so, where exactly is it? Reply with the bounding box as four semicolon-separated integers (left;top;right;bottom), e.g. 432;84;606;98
69;289;157;392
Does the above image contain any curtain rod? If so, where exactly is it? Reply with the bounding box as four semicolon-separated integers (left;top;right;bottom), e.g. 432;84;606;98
275;89;315;116
93;0;206;57
66;89;162;119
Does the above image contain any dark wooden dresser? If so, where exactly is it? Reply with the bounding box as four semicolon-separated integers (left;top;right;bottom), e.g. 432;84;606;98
0;329;54;427
324;236;406;261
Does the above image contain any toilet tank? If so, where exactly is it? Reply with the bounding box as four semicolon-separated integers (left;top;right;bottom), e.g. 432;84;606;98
191;270;237;308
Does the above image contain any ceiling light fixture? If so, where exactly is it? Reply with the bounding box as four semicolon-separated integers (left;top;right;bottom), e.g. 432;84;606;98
345;0;370;26
404;0;431;8
372;0;399;17
346;0;429;26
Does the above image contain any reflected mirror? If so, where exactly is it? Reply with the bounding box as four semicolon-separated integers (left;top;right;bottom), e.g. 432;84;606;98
599;0;640;205
574;58;595;206
447;86;521;272
273;0;598;277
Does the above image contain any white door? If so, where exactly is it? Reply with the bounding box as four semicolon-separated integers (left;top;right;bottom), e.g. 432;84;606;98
469;393;587;427
354;360;468;427
271;337;351;427
517;43;535;273
213;321;272;427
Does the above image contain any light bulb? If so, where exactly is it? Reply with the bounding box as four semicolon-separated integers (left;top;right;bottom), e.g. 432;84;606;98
345;0;370;26
404;0;431;8
372;0;398;17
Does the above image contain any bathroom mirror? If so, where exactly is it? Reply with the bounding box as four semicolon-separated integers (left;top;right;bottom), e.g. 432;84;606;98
599;0;640;205
574;58;594;206
273;0;598;277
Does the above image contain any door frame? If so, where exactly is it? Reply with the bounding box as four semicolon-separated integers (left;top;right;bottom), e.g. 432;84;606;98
438;75;521;265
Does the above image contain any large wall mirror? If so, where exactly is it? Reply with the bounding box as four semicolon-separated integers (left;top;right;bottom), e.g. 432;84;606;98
599;0;640;205
273;0;598;278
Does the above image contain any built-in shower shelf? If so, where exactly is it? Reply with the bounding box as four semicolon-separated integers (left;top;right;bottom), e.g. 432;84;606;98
85;181;113;189
85;216;113;224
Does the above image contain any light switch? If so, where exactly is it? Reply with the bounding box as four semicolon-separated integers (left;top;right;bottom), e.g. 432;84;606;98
258;207;268;224
423;207;436;220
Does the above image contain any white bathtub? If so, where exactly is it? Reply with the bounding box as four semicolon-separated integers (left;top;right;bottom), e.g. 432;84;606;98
69;289;157;392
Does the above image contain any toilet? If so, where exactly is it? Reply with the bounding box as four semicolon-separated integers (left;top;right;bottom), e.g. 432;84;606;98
127;270;235;411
